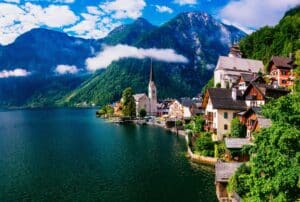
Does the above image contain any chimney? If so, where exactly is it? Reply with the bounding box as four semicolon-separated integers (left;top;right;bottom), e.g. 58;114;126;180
232;87;237;101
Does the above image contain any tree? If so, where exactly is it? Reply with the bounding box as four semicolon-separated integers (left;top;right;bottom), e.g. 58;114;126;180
121;87;136;118
139;108;147;118
229;92;300;201
201;77;214;94
195;132;214;157
230;117;246;137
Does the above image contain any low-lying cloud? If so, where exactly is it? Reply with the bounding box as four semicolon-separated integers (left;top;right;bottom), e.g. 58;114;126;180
0;68;30;78
86;44;188;71
55;65;79;74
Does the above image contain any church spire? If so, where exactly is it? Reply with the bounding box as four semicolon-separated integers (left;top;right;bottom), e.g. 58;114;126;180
149;58;154;82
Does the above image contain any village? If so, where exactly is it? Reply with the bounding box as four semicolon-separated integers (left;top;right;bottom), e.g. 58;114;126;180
97;44;296;202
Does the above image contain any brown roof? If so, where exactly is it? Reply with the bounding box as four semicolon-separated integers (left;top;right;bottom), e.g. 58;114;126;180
243;83;289;100
270;56;294;69
207;88;247;110
215;161;243;182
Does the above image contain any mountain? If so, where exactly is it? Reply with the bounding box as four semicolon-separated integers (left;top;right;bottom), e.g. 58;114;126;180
66;12;246;106
0;28;102;75
0;11;246;108
104;17;157;45
239;6;300;65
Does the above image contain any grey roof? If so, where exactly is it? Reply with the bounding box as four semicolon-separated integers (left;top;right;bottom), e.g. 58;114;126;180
207;88;247;110
215;161;243;182
133;93;147;101
216;56;264;72
180;98;193;107
240;73;257;83
225;138;251;149
257;116;272;128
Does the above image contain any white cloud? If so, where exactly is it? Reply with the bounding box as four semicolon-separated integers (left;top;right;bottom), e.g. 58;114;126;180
221;19;254;34
86;44;188;71
0;2;78;45
100;0;146;19
220;0;299;29
55;65;79;74
0;69;30;78
155;5;173;14
174;0;197;6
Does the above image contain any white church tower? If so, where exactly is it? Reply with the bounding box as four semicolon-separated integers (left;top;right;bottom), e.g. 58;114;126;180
148;59;157;116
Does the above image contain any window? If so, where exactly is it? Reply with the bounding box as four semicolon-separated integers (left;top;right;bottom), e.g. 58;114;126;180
213;112;216;118
224;112;228;119
224;124;228;130
282;80;287;84
281;71;287;76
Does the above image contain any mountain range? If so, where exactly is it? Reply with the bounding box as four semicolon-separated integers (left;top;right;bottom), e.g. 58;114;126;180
0;11;246;108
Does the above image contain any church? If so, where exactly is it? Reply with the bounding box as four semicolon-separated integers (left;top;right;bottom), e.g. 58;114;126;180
133;61;158;116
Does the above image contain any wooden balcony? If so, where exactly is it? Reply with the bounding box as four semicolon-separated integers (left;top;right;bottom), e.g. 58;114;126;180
204;124;217;134
204;114;213;121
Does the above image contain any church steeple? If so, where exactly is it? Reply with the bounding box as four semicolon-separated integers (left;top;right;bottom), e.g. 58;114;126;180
148;58;157;115
149;58;154;82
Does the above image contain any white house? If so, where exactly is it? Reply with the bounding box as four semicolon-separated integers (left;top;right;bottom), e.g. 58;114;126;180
214;45;264;88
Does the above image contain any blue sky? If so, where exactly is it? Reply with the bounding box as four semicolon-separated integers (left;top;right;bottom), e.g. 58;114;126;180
0;0;298;45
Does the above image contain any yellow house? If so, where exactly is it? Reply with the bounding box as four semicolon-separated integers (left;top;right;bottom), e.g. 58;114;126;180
202;88;247;140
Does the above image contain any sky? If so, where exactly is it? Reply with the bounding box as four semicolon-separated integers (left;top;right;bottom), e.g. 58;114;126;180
0;0;299;46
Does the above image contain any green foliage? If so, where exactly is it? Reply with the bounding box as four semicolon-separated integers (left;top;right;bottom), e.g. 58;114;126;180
262;93;300;128
195;132;214;157
239;7;300;65
214;141;226;160
201;77;214;94
185;115;205;133
175;120;183;126
216;83;221;88
230;117;247;137
227;164;251;197
121;87;136;118
139;108;147;118
230;92;300;201
97;105;114;117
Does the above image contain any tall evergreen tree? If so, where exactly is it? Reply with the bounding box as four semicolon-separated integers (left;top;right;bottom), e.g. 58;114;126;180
121;87;136;118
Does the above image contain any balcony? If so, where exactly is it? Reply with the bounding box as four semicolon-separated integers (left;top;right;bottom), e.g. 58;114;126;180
204;124;217;134
204;114;213;122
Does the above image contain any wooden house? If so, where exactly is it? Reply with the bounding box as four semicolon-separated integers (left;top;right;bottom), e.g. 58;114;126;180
224;138;251;162
268;56;295;88
237;107;272;138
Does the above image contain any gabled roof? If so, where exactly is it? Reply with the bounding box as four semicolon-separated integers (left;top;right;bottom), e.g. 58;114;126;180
206;88;247;110
215;161;243;182
133;93;148;101
240;73;257;83
243;82;289;100
216;56;264;73
269;56;294;69
225;138;251;149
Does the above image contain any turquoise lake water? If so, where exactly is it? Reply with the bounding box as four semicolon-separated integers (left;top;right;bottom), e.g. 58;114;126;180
0;109;217;202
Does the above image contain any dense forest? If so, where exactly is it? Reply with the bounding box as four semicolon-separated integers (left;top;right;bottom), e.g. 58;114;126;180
239;6;300;66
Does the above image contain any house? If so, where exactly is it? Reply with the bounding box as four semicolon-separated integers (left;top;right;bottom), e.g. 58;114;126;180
214;45;264;88
133;61;158;116
202;88;247;140
268;56;295;88
157;99;174;116
237;73;265;92
113;102;123;117
215;161;243;201
134;93;150;116
243;82;289;108
224;138;251;162
168;100;184;119
238;107;272;138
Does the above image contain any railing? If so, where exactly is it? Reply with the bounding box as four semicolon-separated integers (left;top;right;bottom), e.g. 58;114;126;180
204;114;213;121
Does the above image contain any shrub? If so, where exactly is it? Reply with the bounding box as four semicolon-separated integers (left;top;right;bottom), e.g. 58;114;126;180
195;132;214;157
230;117;247;137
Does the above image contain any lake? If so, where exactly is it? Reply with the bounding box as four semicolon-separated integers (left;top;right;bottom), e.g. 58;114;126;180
0;109;217;202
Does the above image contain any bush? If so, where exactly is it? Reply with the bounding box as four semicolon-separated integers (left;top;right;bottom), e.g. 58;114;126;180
139;108;147;118
175;120;183;126
195;132;214;157
230;117;247;137
214;141;226;160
